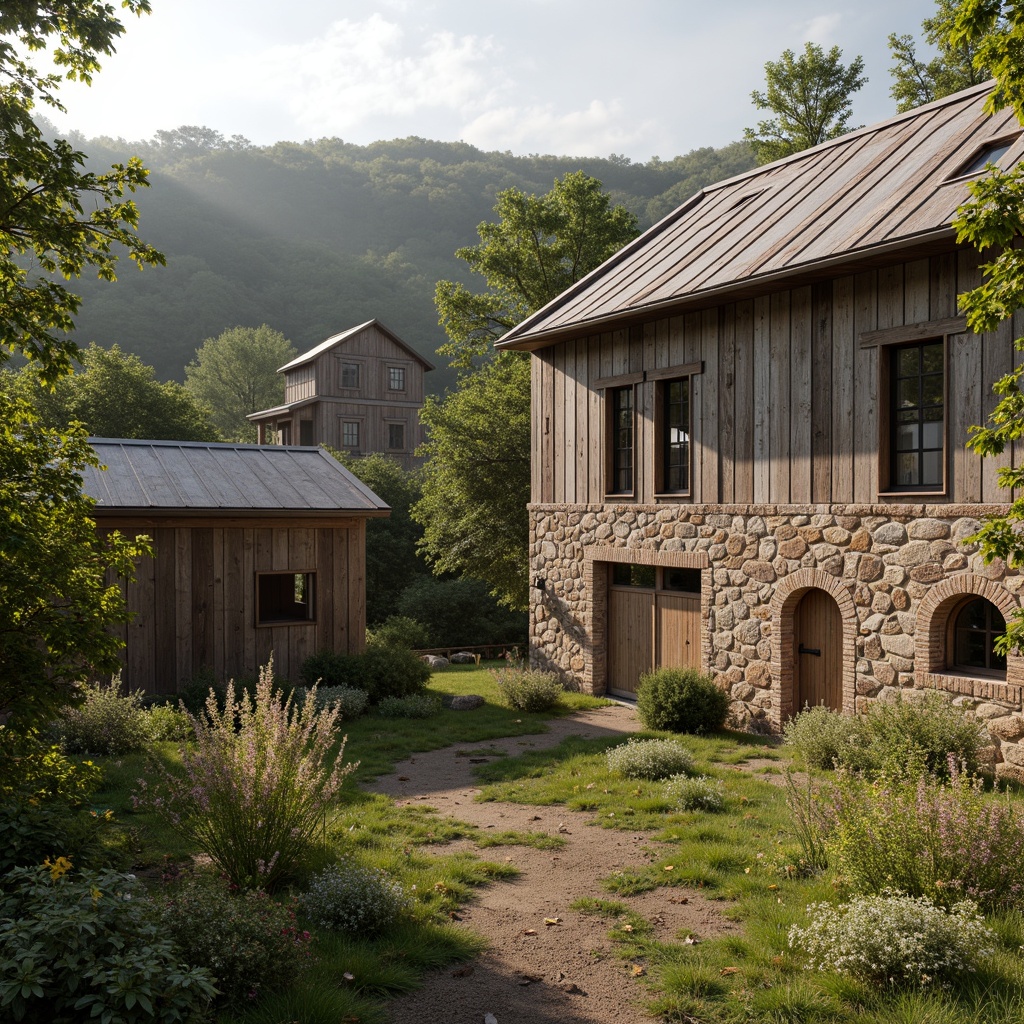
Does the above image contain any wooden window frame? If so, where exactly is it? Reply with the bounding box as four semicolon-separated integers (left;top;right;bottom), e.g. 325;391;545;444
341;419;361;450
946;596;1008;678
654;375;692;498
386;421;406;451
388;365;407;392
255;571;316;627
605;383;637;498
339;361;361;390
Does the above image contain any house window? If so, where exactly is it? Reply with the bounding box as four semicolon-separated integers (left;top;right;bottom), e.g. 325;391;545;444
387;423;405;450
388;366;406;391
340;362;360;389
951;598;1007;675
608;385;634;495
662;566;701;593
342;421;360;449
277;421;291;446
611;563;655;588
256;572;315;625
299;420;314;446
890;340;944;491
658;377;691;494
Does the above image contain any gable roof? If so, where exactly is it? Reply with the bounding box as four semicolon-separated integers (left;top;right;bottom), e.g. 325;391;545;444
83;439;389;516
278;319;435;373
500;81;1021;351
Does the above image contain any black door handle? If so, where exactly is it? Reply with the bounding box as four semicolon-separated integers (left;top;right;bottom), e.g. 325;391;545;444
799;644;821;657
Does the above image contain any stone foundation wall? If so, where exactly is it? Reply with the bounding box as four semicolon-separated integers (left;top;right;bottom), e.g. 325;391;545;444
529;501;1024;784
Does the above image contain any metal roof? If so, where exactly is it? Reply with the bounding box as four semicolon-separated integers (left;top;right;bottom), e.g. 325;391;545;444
83;439;390;515
500;81;1020;350
278;319;435;373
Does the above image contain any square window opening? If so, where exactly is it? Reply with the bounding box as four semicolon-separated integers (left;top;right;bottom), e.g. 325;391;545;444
257;572;316;625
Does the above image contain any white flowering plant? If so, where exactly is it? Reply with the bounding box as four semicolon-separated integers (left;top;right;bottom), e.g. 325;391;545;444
664;773;725;812
299;860;411;934
606;738;695;780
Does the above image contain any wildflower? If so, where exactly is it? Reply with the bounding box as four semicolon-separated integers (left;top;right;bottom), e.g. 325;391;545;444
43;856;73;881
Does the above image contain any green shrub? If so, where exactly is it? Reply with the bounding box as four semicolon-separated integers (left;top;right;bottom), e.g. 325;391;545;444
0;801;116;878
0;865;216;1022
296;684;369;720
147;703;193;742
664;773;725;812
823;765;1024;910
139;659;356;890
636;667;729;734
160;875;311;1004
298;861;411;934
178;669;225;714
491;664;563;712
377;693;442;718
396;576;527;648
783;705;869;769
55;676;151;755
0;735;101;805
606;738;695;780
367;614;431;650
789;892;994;986
299;646;430;703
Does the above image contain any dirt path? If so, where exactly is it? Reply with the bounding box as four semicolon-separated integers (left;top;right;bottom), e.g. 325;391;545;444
366;706;739;1024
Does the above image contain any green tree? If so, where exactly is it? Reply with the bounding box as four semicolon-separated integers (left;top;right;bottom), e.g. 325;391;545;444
0;396;152;730
744;42;868;165
419;173;639;608
434;170;638;368
27;343;219;440
947;1;1024;652
0;1;163;383
185;325;297;441
889;0;990;112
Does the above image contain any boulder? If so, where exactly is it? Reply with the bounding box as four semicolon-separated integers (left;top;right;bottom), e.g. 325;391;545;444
421;654;450;669
442;694;485;711
450;651;479;665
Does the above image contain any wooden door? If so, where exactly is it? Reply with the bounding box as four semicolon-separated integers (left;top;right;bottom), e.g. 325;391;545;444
655;593;701;670
794;589;842;711
607;588;652;696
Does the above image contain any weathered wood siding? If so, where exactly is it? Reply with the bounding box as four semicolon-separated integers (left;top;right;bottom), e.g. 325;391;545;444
533;249;1019;506
101;521;365;693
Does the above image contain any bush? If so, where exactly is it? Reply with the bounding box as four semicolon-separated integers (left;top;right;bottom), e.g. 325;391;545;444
299;646;430;704
160;875;311;1004
138;658;356;890
177;670;226;715
147;703;193;742
664;773;725;812
299;861;411;934
491;664;563;712
367;615;431;651
0;801;116;878
823;764;1024;910
395;576;527;648
55;676;151;755
636;668;729;734
377;693;442;718
783;705;869;770
606;738;695;780
0;864;216;1022
789;892;994;986
296;685;369;720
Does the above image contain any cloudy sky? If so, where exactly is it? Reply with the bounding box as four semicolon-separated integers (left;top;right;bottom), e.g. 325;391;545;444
52;0;942;160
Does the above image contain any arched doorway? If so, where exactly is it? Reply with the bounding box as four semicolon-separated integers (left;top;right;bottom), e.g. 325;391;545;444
794;588;843;711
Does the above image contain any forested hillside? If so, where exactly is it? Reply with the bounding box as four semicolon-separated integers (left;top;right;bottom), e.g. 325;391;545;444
65;129;755;392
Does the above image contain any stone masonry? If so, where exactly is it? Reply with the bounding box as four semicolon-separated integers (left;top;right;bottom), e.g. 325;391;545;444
529;502;1024;785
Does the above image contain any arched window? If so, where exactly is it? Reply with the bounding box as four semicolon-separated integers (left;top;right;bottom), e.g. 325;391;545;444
950;598;1007;675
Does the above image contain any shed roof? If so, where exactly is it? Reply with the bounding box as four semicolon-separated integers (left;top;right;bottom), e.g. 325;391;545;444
500;81;1020;351
83;439;389;516
278;319;435;373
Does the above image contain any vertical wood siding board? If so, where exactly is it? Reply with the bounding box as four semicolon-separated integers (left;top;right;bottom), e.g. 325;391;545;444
753;296;771;503
668;315;686;366
811;282;834;501
212;530;225;682
931;251;958;320
331;528;346;653
531;356;542;501
853;272;879;502
541;354;555;503
153;528;176;694
289;529;314;680
127;535;156;692
241;529;256;680
566;341;578;504
701;308;719;503
953;333;983;502
553;345;566;504
720;305;737;503
904;258;931;323
174;529;191;690
191;529;214;677
734;300;755;503
314;528;332;654
790;286;813;503
769;291;792;503
587;337;602;500
349;523;366;654
878;263;904;331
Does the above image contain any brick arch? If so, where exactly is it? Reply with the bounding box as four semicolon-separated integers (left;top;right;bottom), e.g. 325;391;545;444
770;567;858;726
915;574;1024;688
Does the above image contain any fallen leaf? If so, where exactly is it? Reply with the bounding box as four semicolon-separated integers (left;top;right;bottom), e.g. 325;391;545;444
585;783;595;790
767;884;779;891
684;935;700;945
544;917;561;926
523;928;538;936
721;967;740;976
621;924;634;932
342;972;355;981
398;776;410;782
663;865;674;871
631;964;646;977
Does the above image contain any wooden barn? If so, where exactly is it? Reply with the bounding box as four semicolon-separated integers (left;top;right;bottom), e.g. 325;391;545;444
249;319;434;470
82;438;389;694
499;81;1024;782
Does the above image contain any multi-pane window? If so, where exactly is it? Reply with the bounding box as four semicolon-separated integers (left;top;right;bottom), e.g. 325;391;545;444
256;572;315;625
342;421;359;448
891;340;943;490
660;377;690;494
340;362;360;388
953;598;1007;674
387;423;405;450
388;366;406;391
611;563;655;588
609;385;634;494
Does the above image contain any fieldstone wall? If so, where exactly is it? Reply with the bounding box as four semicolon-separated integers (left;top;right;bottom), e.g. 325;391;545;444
529;501;1024;785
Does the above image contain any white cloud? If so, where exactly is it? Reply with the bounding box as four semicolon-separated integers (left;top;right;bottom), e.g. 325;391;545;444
799;13;844;46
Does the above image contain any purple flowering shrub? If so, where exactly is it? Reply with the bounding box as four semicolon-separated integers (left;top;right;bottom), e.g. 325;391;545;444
824;761;1024;910
136;658;356;890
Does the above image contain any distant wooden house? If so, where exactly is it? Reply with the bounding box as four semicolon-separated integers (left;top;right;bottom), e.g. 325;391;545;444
499;81;1024;782
248;319;434;469
83;439;389;694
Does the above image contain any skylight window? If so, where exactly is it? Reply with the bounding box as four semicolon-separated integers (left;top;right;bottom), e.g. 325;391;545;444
951;135;1020;179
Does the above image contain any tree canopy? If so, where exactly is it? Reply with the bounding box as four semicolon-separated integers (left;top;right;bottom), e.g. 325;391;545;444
185;325;296;441
0;0;163;383
744;43;867;165
889;0;990;112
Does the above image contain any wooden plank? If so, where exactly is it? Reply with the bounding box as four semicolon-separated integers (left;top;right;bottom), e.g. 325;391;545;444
254;528;274;670
719;304;737;503
241;528;257;680
575;338;588;503
811;282;833;502
126;539;156;692
904;257;931;323
982;316;1014;502
734;300;755;503
655;594;701;670
315;528;334;654
540;354;555;503
348;523;366;654
531;356;542;502
212;529;225;681
952;331;982;502
174;528;192;689
553;345;565;504
153;527;177;694
288;529;316;682
769;291;791;503
790;286;813;504
930;251;958;320
564;340;577;504
191;529;215;678
860;316;967;348
853;272;879;501
700;308;719;503
607;586;653;695
831;275;856;502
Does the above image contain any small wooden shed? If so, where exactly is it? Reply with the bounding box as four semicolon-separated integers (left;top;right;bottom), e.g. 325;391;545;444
82;438;389;694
